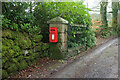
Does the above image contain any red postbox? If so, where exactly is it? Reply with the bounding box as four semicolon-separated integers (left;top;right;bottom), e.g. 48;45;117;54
50;27;58;43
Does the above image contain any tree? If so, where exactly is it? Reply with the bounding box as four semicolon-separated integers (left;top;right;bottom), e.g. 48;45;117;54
100;1;108;29
2;2;29;24
112;2;119;31
118;2;120;36
2;2;35;26
34;2;92;42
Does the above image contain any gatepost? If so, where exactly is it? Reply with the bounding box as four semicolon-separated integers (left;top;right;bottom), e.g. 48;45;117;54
47;17;68;59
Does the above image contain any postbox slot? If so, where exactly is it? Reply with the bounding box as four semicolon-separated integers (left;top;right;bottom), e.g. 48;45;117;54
51;29;55;31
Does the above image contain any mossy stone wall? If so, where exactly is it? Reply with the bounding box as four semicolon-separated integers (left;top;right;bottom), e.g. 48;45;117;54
2;29;49;79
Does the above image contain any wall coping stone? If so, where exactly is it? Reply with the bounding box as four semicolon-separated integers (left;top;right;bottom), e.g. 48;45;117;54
47;16;68;24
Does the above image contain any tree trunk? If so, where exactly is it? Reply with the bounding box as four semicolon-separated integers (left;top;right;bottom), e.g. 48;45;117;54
112;2;119;31
100;2;108;29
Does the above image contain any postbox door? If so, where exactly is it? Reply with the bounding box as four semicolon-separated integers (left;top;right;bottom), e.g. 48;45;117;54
50;27;58;43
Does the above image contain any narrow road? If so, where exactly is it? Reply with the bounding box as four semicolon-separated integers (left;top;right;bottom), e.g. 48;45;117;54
50;38;119;78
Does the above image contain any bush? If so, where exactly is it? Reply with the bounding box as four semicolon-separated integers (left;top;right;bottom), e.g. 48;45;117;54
42;43;49;50
85;27;96;48
8;63;18;73
32;35;43;42
2;70;8;79
2;2;49;79
11;46;20;52
34;46;42;52
34;2;92;42
2;30;13;39
18;60;28;70
68;26;96;49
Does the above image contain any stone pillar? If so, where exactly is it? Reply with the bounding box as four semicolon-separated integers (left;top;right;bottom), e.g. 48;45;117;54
47;17;68;59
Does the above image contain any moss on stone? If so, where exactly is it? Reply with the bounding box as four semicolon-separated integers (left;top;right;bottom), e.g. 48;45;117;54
2;29;49;78
49;43;64;60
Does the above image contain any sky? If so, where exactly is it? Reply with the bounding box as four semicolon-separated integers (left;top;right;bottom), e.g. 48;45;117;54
83;0;113;14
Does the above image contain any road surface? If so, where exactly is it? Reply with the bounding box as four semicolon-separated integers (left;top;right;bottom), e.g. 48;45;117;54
50;38;119;78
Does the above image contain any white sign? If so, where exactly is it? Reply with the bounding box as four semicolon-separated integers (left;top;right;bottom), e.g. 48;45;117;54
52;34;54;40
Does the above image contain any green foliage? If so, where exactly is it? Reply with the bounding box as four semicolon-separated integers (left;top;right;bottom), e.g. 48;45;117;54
2;17;41;34
68;41;78;48
101;30;110;38
12;46;20;52
2;2;40;34
34;2;91;25
68;27;96;49
32;35;43;42
2;1;96;78
34;2;91;42
2;70;8;79
85;27;96;48
34;46;42;52
8;64;18;73
2;29;13;38
10;23;19;30
2;2;31;25
8;49;14;57
19;40;30;49
41;50;49;57
42;43;49;50
2;18;11;28
100;26;119;38
2;56;8;65
17;55;24;62
41;43;49;57
19;60;28;70
2;45;9;51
